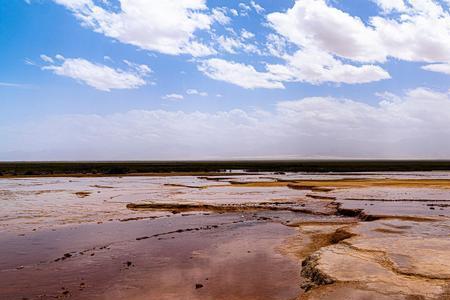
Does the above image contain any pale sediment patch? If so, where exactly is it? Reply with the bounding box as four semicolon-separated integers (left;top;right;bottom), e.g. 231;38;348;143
230;178;450;189
296;218;450;299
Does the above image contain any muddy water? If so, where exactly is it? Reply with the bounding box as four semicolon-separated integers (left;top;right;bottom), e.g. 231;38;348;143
0;212;313;300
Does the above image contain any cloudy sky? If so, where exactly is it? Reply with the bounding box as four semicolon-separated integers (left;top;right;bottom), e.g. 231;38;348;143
1;0;450;160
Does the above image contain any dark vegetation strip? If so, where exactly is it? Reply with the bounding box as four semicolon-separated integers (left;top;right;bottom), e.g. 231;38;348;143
2;160;450;176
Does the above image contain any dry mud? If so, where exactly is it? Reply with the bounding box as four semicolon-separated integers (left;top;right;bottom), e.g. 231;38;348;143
0;172;449;299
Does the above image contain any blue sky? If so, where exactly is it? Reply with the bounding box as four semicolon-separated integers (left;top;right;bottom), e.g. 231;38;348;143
1;0;450;160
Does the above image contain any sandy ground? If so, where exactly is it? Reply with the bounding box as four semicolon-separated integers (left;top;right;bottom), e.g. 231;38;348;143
1;172;449;299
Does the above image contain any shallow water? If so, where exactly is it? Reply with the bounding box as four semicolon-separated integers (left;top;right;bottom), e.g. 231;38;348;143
1;172;450;299
2;172;449;232
0;212;313;300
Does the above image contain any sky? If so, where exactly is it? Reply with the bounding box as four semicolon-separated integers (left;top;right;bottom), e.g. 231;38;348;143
1;0;450;160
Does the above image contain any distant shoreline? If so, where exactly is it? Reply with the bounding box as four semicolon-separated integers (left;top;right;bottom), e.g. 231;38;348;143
0;172;250;179
2;160;450;177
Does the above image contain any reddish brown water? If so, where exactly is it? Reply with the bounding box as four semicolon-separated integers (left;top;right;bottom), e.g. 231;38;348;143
0;212;312;300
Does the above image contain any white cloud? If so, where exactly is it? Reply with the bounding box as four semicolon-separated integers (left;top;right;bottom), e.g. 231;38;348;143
40;54;54;63
238;3;251;16
50;0;450;88
268;0;385;63
162;93;184;100
370;5;450;63
217;36;241;54
24;58;37;66
268;0;450;65
372;0;407;13
53;0;217;56
250;1;265;14
42;56;149;91
265;34;289;58
186;89;208;96
4;88;450;160
0;82;32;89
239;3;251;11
211;7;231;25
260;0;450;85
267;48;391;85
241;29;255;39
216;34;262;55
422;63;450;74
198;49;389;88
123;60;152;76
198;58;284;89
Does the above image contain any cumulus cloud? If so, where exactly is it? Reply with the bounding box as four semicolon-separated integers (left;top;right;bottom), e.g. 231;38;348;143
53;0;217;56
267;48;391;85
3;88;450;160
268;0;385;62
216;0;449;88
198;0;419;89
50;0;450;87
422;63;450;75
198;58;284;89
268;0;450;64
198;51;389;88
41;55;150;91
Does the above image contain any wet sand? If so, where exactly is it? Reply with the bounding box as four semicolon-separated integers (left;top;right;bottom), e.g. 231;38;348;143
1;172;450;299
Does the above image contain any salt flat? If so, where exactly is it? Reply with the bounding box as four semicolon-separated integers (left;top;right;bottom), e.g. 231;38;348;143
0;172;449;299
